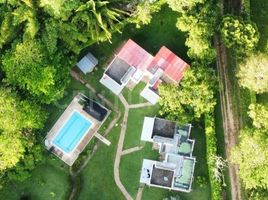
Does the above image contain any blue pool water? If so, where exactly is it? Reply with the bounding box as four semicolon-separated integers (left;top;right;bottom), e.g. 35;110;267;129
52;111;92;153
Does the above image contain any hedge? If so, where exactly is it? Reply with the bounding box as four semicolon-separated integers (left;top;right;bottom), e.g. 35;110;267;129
204;113;222;200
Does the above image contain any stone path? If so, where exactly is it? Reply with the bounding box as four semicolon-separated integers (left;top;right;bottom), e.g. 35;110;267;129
121;146;144;156
135;187;144;200
113;94;133;200
129;102;152;109
94;132;111;146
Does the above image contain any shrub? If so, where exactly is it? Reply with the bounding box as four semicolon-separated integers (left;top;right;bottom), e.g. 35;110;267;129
204;113;222;200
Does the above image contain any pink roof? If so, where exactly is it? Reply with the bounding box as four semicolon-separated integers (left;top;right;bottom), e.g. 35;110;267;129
147;46;189;82
117;39;153;70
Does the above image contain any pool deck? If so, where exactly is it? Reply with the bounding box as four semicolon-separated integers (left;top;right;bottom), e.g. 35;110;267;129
45;95;109;166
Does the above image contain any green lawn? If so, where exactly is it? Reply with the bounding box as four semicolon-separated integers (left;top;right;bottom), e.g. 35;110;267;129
123;105;159;150
122;82;147;105
77;118;125;200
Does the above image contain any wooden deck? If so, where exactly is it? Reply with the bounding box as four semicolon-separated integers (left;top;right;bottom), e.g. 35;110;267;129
45;95;108;166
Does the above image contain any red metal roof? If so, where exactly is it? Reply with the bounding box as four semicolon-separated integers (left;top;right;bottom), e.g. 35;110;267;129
147;46;189;82
117;39;153;70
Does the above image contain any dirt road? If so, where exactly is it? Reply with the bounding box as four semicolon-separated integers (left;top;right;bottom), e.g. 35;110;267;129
214;35;242;200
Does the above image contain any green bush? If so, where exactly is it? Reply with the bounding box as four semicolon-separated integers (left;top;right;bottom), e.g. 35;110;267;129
204;113;222;200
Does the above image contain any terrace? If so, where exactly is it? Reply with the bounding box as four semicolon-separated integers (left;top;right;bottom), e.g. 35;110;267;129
140;117;196;192
151;165;174;188
45;94;109;166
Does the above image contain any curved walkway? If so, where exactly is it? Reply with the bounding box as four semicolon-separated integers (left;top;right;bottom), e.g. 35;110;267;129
114;94;153;200
71;70;151;200
114;94;132;200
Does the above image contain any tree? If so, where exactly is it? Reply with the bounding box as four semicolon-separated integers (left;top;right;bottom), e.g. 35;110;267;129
167;0;205;13
12;0;40;40
7;138;43;182
0;87;46;171
231;128;268;189
0;132;25;171
56;0;130;53
248;103;268;130
129;0;165;28
174;2;218;62
0;6;18;49
39;0;80;21
159;63;217;123
248;188;268;200
2;40;70;103
237;53;268;93
220;15;259;54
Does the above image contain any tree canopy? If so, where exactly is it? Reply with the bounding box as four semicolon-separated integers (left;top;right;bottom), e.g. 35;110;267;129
168;0;218;63
159;63;217;123
2;40;70;104
237;53;268;93
167;0;205;13
248;103;268;130
0;87;46;171
231;128;268;189
220;15;259;54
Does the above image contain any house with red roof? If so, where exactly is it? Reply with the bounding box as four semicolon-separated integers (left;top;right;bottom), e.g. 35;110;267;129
99;39;189;104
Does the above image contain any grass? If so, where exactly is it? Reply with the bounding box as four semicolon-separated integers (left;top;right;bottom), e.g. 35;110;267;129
120;122;211;200
77;117;125;200
0;157;70;200
123;105;160;150
120;143;159;198
122;82;147;105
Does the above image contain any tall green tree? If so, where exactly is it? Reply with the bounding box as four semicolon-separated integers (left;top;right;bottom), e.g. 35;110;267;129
237;53;268;93
0;87;46;171
159;63;217;122
220;15;259;55
231;128;268;189
2;40;70;103
173;1;218;62
129;0;165;28
248;103;268;130
167;0;205;13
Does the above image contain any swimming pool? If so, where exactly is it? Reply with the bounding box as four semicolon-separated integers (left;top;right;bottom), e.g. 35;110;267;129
52;111;93;153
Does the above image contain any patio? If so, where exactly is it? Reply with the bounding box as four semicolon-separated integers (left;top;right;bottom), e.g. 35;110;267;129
45;94;109;166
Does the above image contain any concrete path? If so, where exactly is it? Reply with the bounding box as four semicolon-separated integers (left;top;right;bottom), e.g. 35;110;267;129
114;94;133;200
129;102;153;109
121;146;144;156
135;187;144;200
95;132;111;146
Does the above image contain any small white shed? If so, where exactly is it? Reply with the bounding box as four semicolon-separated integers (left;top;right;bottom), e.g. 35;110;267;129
76;53;98;74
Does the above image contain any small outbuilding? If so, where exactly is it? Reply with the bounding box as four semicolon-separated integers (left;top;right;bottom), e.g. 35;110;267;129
76;53;98;74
